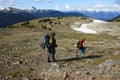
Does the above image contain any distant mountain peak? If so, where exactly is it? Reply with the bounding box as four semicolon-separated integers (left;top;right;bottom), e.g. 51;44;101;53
28;6;37;10
0;7;5;10
31;6;36;10
0;7;10;11
25;6;38;13
0;7;22;13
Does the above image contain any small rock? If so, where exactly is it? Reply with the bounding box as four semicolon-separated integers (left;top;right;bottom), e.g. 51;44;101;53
92;76;96;80
4;76;12;80
19;59;24;64
14;61;19;64
22;77;29;80
86;72;90;75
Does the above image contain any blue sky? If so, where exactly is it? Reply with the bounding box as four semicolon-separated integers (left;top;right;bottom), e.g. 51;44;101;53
0;0;120;12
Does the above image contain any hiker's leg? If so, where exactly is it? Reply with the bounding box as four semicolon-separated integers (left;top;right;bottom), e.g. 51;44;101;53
81;48;85;58
76;48;79;58
47;48;51;62
80;49;83;58
76;48;81;58
51;48;56;61
81;53;83;58
52;53;55;61
83;48;86;57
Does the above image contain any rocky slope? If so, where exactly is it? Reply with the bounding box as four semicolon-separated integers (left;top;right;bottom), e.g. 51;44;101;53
0;17;120;80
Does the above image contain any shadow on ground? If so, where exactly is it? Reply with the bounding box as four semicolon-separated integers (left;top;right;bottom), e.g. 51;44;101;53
56;55;102;62
84;55;102;59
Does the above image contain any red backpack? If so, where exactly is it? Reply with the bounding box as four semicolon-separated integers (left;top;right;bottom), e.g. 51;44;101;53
77;38;84;48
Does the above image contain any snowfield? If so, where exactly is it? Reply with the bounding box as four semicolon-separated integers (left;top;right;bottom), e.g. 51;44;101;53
71;19;107;34
93;19;107;23
72;23;98;34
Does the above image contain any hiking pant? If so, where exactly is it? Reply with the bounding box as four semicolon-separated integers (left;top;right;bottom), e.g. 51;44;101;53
78;48;86;58
79;48;86;54
47;47;56;61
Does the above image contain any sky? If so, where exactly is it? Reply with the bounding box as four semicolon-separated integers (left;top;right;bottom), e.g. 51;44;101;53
0;0;120;12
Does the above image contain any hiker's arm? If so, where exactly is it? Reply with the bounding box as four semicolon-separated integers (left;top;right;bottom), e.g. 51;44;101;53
83;42;86;47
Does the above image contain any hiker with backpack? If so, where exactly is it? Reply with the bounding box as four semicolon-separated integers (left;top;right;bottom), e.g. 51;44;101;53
76;38;86;58
47;32;57;62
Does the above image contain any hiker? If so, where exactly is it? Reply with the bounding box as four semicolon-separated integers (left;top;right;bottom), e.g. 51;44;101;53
76;38;86;58
47;32;57;62
40;33;50;49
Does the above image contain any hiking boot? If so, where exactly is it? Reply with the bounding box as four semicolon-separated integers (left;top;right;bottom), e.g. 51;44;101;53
80;54;84;58
53;59;56;62
47;60;51;63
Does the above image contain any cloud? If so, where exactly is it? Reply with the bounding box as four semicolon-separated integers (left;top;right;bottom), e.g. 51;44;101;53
0;0;15;3
85;4;120;12
115;0;120;4
95;4;120;12
0;0;16;7
65;4;71;10
45;0;52;2
33;0;52;2
64;4;73;10
34;0;40;2
55;5;59;10
7;0;15;3
54;4;74;11
55;3;120;12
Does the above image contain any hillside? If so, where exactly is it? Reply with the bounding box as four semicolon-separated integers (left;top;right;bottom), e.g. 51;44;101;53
109;15;120;22
0;17;120;80
0;7;84;28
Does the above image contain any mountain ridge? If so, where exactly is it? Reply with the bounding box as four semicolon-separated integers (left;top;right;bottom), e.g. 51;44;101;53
0;7;120;28
108;15;120;22
0;7;84;28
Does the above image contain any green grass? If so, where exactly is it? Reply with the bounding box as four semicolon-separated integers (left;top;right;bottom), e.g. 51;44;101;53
0;48;36;58
7;69;26;77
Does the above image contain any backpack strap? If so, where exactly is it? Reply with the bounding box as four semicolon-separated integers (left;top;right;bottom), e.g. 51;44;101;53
49;36;53;44
48;36;57;48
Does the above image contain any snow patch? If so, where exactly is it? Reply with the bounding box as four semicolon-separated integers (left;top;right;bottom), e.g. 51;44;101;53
93;19;107;23
71;19;107;34
0;8;5;10
72;24;98;34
